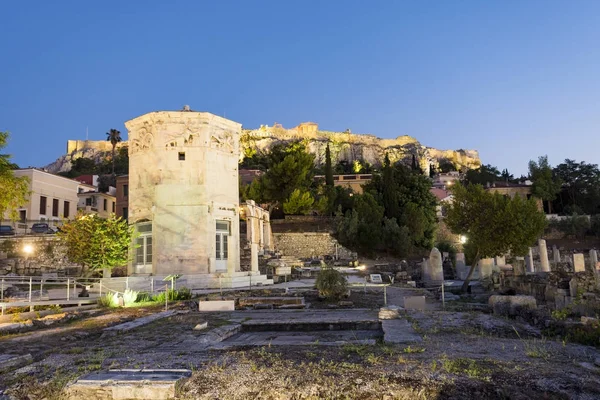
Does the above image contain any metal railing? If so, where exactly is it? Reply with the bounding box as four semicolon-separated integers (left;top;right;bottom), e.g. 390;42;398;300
0;275;102;314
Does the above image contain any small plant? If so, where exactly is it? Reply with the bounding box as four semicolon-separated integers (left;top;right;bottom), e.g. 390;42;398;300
524;339;551;361
315;267;348;300
98;292;119;308
122;289;138;307
441;356;490;379
171;287;192;301
403;346;425;354
136;292;153;303
342;343;368;356
366;353;381;365
551;308;569;321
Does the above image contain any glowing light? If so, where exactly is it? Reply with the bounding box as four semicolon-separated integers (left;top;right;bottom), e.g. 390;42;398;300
23;244;34;255
459;235;467;244
356;265;367;270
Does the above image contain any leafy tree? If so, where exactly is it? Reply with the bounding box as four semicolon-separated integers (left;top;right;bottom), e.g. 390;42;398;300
445;184;546;292
0;132;30;220
365;163;438;249
528;155;562;214
335;192;384;256
283;189;315;215
429;163;436;178
547;215;590;239
591;215;600;238
463;164;502;186
500;169;514;182
240;150;269;171
411;154;419;172
554;159;600;215
62;157;97;178
318;186;355;216
333;160;354;174
106;128;122;175
97;175;116;193
382;217;411;256
246;179;265;203
58;213;135;274
260;142;315;206
381;154;400;219
439;161;457;173
324;143;334;187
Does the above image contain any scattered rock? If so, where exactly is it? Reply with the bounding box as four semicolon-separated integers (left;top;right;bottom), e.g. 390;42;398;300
193;322;208;331
488;295;537;316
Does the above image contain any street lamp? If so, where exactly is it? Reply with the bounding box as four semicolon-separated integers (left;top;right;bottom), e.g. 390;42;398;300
23;244;34;255
459;235;467;244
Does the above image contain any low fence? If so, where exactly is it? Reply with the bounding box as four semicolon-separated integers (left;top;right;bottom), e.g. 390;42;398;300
0;275;102;315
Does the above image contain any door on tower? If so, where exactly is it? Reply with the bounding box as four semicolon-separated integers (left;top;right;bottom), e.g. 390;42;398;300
215;220;230;272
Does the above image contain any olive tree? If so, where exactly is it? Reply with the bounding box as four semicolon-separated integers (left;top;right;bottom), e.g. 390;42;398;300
446;184;546;292
58;213;136;274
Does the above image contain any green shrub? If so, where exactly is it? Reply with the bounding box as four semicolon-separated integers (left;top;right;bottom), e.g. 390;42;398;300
315;268;348;300
122;289;138;307
151;288;192;303
171;287;192;300
98;292;119;308
548;215;590;239
136;292;153;303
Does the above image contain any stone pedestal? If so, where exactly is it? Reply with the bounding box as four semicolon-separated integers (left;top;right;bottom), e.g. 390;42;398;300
573;253;585;272
250;243;259;273
478;258;494;279
590;250;598;271
425;247;443;283
539;239;550;272
553;245;560;264
513;259;525;276
526;248;534;273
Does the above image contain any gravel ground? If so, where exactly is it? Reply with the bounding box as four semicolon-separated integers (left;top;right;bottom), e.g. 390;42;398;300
1;295;600;399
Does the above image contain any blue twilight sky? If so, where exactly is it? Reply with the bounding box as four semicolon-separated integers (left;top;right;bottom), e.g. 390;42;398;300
1;1;599;175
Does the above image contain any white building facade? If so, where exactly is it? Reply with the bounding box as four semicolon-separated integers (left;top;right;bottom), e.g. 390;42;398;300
2;169;80;232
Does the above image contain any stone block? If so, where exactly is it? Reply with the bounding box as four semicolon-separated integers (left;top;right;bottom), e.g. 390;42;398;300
573;254;585;272
403;296;426;311
193;322;208;331
488;295;537;316
67;370;191;400
379;305;400;320
478;258;494;279
198;300;235;312
275;266;291;275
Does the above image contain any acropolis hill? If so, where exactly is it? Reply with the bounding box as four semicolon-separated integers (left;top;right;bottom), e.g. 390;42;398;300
46;121;481;175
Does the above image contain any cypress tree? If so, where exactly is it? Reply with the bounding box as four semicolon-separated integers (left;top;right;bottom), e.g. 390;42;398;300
325;143;334;187
382;153;400;219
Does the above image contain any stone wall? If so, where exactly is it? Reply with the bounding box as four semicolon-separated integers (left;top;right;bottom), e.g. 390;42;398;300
503;270;600;315
0;236;83;276
272;232;355;259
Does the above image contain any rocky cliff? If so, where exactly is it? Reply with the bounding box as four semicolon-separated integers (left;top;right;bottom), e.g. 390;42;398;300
243;123;481;175
44;140;127;174
44;123;481;175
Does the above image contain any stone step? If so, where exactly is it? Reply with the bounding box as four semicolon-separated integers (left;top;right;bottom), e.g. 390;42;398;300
66;369;191;400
